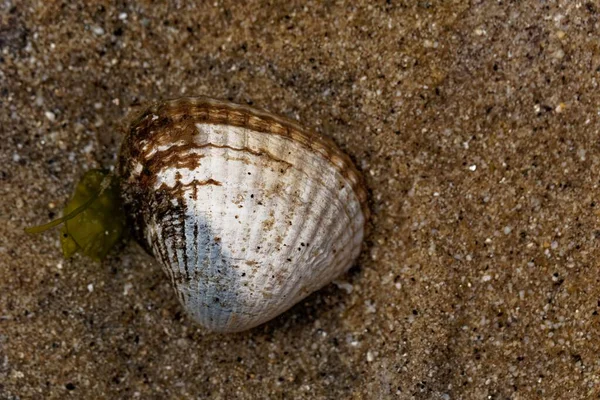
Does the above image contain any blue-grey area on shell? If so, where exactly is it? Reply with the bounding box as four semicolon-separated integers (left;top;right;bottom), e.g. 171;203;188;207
118;96;369;332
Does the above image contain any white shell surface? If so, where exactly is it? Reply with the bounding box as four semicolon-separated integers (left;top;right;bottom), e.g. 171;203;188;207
119;97;367;332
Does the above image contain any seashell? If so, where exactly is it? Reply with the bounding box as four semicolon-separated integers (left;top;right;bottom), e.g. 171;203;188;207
118;97;368;332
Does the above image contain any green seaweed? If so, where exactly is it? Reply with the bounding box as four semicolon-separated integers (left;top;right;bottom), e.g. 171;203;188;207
25;169;126;260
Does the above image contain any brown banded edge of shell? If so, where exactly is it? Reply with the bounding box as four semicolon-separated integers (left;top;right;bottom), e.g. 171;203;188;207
118;96;369;221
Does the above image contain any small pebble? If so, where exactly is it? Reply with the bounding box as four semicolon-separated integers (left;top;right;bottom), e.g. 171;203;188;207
333;280;353;294
123;283;133;296
91;26;105;36
366;351;374;362
44;111;56;122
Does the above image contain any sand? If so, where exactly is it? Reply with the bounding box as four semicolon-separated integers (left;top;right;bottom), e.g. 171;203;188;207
1;1;600;398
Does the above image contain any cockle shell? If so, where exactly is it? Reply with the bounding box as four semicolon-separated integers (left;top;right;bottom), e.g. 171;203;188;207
118;97;368;332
